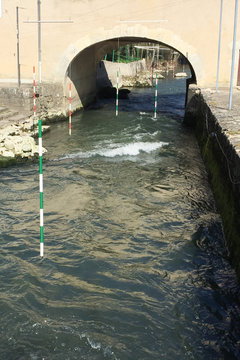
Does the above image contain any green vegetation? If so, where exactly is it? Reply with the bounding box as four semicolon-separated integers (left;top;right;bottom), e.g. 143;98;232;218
103;43;175;64
0;155;17;168
227;130;240;136
104;45;141;63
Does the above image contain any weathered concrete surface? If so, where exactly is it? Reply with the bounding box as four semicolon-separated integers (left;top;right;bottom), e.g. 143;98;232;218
0;84;33;114
0;82;78;118
96;59;156;90
0;82;71;163
96;59;147;89
184;85;240;279
0;60;150;117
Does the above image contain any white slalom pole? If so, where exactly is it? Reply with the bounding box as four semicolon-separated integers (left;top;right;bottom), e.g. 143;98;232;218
116;70;119;116
154;73;158;119
69;82;72;135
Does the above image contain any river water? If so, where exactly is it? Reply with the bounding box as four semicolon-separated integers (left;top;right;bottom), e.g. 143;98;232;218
1;74;240;360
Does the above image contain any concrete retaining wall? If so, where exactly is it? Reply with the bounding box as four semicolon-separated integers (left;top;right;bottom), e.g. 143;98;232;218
0;82;70;118
0;59;147;119
184;85;240;279
96;59;146;89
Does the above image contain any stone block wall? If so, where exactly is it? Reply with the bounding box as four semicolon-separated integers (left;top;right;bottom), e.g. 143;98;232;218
184;85;240;279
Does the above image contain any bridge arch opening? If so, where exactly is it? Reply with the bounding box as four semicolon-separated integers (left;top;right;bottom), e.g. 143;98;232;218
64;36;197;110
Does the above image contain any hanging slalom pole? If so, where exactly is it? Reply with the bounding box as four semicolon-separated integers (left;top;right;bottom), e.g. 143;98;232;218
38;119;44;257
69;82;72;135
154;73;158;119
116;70;119;116
116;38;120;117
33;66;36;131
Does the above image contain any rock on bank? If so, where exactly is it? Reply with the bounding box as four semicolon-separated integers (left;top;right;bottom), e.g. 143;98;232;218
0;116;48;166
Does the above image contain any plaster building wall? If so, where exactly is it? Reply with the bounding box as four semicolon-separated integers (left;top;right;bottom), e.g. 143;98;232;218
0;0;239;106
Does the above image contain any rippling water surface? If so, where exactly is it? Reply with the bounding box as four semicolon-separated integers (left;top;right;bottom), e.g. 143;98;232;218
1;74;240;360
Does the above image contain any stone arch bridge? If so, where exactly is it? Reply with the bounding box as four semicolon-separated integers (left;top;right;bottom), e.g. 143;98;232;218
0;0;239;112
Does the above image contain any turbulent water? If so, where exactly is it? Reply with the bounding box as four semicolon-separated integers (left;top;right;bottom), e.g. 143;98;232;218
1;73;240;360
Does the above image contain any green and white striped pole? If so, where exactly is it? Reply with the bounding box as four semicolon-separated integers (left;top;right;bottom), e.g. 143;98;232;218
116;70;119;116
38;119;44;257
154;73;158;119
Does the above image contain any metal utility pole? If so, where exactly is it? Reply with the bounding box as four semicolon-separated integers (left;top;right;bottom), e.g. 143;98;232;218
229;0;239;110
37;0;42;83
16;6;25;87
24;1;73;83
216;0;223;92
16;6;21;87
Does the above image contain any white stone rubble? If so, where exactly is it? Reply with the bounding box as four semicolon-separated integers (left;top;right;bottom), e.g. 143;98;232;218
0;117;48;159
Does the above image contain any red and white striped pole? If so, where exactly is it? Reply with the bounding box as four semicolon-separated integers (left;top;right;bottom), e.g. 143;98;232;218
33;66;36;130
69;82;72;135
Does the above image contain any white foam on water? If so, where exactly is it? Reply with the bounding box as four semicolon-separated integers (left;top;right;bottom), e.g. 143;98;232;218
80;333;119;359
133;134;144;141
87;337;101;350
133;131;160;141
60;141;168;160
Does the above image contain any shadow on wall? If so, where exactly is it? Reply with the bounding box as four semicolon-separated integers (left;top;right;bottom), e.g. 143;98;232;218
67;45;98;108
67;48;119;107
96;61;128;99
96;61;113;91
